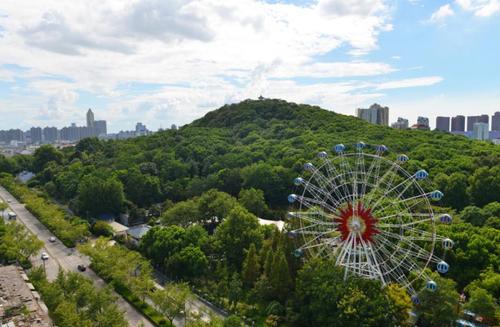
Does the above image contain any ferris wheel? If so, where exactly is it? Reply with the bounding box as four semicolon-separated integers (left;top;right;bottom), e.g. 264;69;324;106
286;142;454;301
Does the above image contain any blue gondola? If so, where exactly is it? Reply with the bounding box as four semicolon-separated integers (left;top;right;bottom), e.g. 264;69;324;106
397;154;409;162
377;144;388;152
334;144;345;153
356;141;366;150
415;169;429;180
411;295;420;305
426;280;437;292
294;177;304;186
439;214;452;224
442;238;454;250
288;194;298;203
304;162;314;171
318;151;328;158
293;249;304;258
437;261;449;274
429;190;444;201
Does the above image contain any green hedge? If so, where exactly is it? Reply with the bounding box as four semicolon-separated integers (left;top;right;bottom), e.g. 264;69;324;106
90;264;172;327
0;175;89;247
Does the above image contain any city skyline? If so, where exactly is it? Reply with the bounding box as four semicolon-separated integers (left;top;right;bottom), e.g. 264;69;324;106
0;1;500;131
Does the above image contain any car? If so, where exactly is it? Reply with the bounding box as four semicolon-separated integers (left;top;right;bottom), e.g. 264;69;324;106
77;264;87;272
7;199;11;203
41;252;49;260
49;236;56;243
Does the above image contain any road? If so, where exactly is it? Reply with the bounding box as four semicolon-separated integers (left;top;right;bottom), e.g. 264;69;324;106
0;185;154;327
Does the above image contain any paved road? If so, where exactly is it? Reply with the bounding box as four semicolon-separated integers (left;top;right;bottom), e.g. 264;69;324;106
0;186;154;327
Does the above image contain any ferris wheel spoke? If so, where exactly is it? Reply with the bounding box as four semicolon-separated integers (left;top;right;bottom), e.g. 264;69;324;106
303;181;342;208
309;166;347;203
377;212;431;221
376;236;439;264
296;194;337;213
323;159;351;202
370;173;417;211
378;229;434;242
289;211;338;226
363;162;399;207
378;216;434;228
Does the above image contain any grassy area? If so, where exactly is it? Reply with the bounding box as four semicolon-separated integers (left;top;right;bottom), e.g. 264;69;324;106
0;174;89;247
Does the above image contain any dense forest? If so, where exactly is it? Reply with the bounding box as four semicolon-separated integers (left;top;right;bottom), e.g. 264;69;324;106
1;98;499;326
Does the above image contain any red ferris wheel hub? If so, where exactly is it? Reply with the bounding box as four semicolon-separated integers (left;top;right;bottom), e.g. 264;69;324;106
337;202;379;243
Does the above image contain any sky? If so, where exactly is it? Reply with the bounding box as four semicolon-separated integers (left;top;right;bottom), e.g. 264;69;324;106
0;0;499;132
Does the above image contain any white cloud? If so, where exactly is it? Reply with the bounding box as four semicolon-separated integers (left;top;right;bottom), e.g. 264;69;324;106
429;4;455;23
318;0;386;17
455;0;500;16
376;76;444;90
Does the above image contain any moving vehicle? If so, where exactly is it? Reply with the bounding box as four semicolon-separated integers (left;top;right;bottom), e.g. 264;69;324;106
77;264;87;272
49;236;56;242
7;211;16;220
41;252;49;260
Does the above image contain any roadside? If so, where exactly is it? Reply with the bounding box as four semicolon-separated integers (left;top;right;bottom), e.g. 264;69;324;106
0;185;155;327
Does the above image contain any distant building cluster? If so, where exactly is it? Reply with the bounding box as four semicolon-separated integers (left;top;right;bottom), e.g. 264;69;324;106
435;112;500;142
0;109;180;156
0;109;107;146
357;104;500;144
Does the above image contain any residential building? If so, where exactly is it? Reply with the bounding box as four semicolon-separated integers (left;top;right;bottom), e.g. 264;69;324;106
451;115;465;132
411;116;430;130
472;122;489;140
492;112;500;131
135;122;149;136
356;103;389;126
467;114;488;131
95;120;107;136
43;127;58;143
391;117;409;129
29;127;43;144
436;116;450;132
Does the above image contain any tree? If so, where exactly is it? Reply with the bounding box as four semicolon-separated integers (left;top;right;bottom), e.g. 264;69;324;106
0;222;43;266
294;259;404;327
227;272;242;309
77;174;125;216
415;273;459;327
268;250;292;302
91;221;114;237
465;287;498;324
166;245;208;280
119;168;162;207
198;189;239;223
468;166;500;207
238;188;268;217
33;144;63;172
151;283;192;325
242;243;260;288
385;283;412;326
460;206;487;226
443;172;469;210
215;206;263;268
162;199;200;227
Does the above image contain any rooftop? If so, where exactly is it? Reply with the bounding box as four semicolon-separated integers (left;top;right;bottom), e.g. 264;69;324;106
0;265;52;327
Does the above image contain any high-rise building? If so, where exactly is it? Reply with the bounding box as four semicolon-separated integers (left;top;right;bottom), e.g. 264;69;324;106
451;115;465;132
95;120;107;136
436;116;450;132
86;109;95;128
356;103;389;126
391;117;409;129
30;127;42;144
467;114;488;131
492;112;500;131
473;122;489;140
135;122;148;136
418;116;430;129
43;127;58;143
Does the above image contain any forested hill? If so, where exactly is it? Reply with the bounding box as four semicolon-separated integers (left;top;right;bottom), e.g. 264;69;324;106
1;98;499;214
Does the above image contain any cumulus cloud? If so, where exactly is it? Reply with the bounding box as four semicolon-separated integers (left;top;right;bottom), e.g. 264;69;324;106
455;0;500;16
429;4;455;23
0;0;444;130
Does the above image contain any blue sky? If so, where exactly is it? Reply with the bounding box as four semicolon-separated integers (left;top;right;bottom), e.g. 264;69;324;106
0;0;499;132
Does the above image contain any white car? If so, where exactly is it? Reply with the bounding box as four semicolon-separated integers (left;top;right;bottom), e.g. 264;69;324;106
7;200;11;203
41;252;49;260
49;236;56;243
